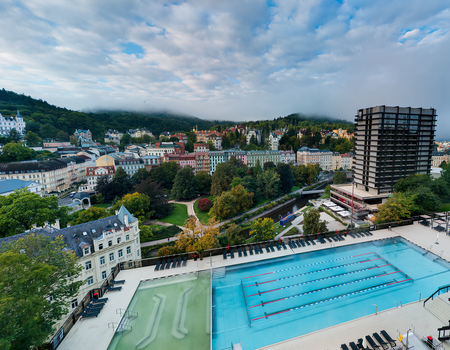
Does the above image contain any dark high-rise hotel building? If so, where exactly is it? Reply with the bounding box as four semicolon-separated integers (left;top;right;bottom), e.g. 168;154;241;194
354;105;437;195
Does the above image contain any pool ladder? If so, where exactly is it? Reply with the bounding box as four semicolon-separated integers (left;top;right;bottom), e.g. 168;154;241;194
108;309;138;337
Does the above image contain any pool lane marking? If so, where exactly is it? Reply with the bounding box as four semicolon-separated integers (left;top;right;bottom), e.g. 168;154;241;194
244;257;384;288
242;252;376;280
246;263;392;297
248;271;401;307
250;277;413;321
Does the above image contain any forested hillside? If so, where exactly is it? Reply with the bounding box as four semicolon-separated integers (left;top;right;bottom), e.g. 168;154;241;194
0;89;225;141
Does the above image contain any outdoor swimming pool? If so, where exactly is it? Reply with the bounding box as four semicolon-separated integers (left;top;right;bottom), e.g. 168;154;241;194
212;237;450;349
107;272;210;350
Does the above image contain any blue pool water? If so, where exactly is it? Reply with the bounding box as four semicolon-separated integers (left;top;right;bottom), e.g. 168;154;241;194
212;237;450;350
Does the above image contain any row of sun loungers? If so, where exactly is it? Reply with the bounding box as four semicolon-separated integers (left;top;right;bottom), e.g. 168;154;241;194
223;242;288;259
349;230;373;239
155;256;187;271
80;298;108;319
341;330;396;350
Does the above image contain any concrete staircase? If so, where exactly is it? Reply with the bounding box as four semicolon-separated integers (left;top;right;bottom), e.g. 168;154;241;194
425;294;450;324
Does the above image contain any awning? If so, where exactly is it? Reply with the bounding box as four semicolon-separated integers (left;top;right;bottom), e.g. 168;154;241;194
338;211;351;217
323;202;335;207
330;206;344;212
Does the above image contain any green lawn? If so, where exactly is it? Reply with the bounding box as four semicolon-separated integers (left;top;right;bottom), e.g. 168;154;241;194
274;222;292;235
440;203;450;211
291;186;300;192
92;203;110;208
283;227;300;236
159;203;189;226
194;196;213;224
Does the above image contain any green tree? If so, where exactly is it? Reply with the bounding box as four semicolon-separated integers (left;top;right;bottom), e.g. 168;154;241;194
131;168;151;185
139;224;154;242
394;174;432;193
257;169;281;199
120;134;131;149
209;191;237;219
303;208;327;235
55;130;69;141
0;142;37;162
8;128;21;142
250;217;275;241
134;179;172;219
95;175;115;202
374;193;414;224
333;170;347;184
230;177;242;188
24;131;42;147
70;207;109;225
211;162;236;196
407;187;440;215
207;140;216;151
149;161;180;190
195;171;212;194
0;234;83;350
69;135;78;146
172;167;198;200
226;223;245;245
276;163;294;193
112;192;153;220
113;167;133;197
0;190;69;238
230;184;254;213
324;184;331;197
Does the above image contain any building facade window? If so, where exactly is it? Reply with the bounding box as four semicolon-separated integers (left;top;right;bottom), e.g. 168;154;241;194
71;299;78;309
100;256;105;265
118;249;123;258
84;247;90;255
99;243;103;250
87;276;93;285
126;246;131;254
109;252;114;261
85;261;92;270
117;237;121;244
126;234;129;241
108;240;112;247
101;271;107;279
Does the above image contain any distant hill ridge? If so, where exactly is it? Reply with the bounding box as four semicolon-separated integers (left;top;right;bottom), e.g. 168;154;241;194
0;89;353;142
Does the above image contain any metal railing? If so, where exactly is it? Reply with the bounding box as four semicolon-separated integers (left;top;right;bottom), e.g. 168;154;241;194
423;284;450;307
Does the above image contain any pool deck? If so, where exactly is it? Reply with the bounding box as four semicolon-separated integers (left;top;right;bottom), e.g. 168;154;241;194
59;222;450;350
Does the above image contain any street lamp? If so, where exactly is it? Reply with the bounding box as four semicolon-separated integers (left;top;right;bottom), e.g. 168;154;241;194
415;291;421;302
372;303;377;315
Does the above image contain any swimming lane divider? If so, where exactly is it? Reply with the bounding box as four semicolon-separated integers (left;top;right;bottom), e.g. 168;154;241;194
244;257;384;288
242;252;376;280
251;277;413;321
249;271;401;307
246;263;392;297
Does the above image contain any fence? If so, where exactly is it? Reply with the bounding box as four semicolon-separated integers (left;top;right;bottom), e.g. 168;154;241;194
44;216;415;349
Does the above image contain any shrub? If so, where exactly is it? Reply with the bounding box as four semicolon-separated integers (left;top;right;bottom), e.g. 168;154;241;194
197;198;213;211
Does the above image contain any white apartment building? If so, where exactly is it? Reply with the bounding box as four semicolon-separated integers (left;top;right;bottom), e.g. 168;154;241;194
0;159;69;195
269;133;281;150
0;179;42;196
114;158;145;177
0;110;26;136
280;150;296;164
246;129;262;145
104;130;123;144
0;205;141;331
209;151;226;174
319;150;333;171
86;166;115;191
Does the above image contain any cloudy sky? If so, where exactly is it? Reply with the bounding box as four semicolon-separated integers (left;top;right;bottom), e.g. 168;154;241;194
1;0;449;137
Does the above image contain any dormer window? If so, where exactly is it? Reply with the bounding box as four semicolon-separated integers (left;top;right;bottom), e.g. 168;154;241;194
84;247;90;255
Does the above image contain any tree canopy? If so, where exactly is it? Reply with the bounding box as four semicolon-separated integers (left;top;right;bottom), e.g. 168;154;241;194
375;193;413;224
171;167;198;200
134;179;173;219
0;234;82;350
0;190;69;238
250;218;275;241
303;208;327;235
333;170;347;184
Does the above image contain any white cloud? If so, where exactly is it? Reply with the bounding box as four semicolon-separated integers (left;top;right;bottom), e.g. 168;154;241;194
0;0;449;138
